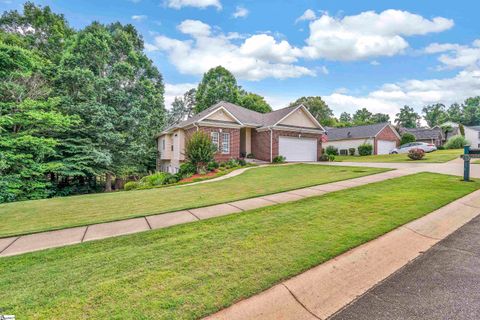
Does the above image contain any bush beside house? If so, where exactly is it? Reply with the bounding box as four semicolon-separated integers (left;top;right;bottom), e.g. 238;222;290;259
444;135;469;149
408;148;425;160
325;146;339;156
400;132;416;145
358;143;373;156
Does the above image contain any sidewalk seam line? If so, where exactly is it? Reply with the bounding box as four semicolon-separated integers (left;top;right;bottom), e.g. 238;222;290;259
187;210;201;220
461;202;480;209
144;217;153;230
402;225;442;241
81;226;89;243
281;283;323;320
227;203;245;212
0;237;19;255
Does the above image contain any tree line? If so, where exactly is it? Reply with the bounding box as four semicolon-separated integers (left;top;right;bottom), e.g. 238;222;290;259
168;65;480;130
0;3;165;202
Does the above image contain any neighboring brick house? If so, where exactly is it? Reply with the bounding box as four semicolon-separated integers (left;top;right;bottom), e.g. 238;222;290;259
155;101;325;173
323;123;400;155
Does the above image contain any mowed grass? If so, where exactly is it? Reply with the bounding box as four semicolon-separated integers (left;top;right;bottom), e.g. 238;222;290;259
0;173;478;319
0;164;387;238
335;149;462;163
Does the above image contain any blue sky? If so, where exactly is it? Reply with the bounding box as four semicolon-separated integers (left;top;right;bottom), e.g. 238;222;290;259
1;0;479;120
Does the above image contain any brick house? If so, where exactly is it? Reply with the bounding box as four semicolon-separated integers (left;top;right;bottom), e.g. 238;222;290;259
156;101;325;173
323;123;401;155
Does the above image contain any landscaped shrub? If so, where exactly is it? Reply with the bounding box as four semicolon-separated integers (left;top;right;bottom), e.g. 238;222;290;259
408;148;425;160
444;135;469;149
225;158;239;168
325;145;338;156
185;131;217;173
437;145;445;150
124;181;139;191
400;132;416;145
140;172;172;187
207;161;219;171
273;155;286;163
319;154;329;161
348;148;356;156
328;154;335;161
246;153;254;159
178;162;196;177
237;158;247;166
358;143;373;156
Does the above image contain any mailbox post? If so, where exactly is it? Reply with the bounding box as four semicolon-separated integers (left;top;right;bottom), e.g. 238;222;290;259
464;145;471;181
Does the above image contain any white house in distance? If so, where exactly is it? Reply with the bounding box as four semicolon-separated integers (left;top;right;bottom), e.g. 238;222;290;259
323;123;401;155
441;121;480;148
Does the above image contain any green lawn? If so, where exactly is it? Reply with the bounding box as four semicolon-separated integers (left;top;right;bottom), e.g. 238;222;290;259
0;173;478;320
0;164;387;238
335;149;462;163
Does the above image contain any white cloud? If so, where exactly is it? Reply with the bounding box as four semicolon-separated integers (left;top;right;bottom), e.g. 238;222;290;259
148;20;315;80
370;60;380;66
323;69;480;120
295;9;316;23
303;9;454;61
232;6;249;18
164;83;197;108
131;15;147;21
166;0;221;10
425;39;480;70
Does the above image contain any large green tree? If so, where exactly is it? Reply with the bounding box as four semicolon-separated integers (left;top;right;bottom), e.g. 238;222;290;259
195;66;239;113
238;92;272;113
422;103;447;127
289;96;334;126
395;105;420;128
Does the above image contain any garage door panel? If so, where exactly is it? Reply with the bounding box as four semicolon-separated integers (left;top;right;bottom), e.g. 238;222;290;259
377;140;396;155
279;136;317;162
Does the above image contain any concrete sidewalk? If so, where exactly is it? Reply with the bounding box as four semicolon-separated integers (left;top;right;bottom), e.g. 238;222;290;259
332;208;480;320
204;189;480;320
0;169;407;257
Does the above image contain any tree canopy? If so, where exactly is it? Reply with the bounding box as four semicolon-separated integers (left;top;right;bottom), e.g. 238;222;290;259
395;106;420;128
289;96;334;126
0;3;165;202
195;66;239;113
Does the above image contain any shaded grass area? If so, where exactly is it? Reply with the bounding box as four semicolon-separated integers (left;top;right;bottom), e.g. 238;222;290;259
335;149;461;163
0;164;387;238
0;173;478;319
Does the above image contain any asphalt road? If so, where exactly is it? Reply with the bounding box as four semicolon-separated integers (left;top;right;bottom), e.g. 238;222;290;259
331;215;480;320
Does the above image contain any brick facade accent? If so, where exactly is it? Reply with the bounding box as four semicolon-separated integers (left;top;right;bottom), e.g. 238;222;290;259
374;125;400;154
185;126;241;162
251;129;323;162
251;130;272;162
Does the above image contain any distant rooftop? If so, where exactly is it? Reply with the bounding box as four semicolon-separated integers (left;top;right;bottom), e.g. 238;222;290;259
326;123;391;141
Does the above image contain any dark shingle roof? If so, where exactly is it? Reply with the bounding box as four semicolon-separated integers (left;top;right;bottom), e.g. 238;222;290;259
162;101;320;133
400;127;444;140
326;123;390;141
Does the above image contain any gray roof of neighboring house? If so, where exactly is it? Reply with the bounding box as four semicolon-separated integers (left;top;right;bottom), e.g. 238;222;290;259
161;101;319;133
400;127;444;140
325;123;391;141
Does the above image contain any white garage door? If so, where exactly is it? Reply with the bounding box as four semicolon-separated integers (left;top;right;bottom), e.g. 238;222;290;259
279;136;317;162
377;140;396;155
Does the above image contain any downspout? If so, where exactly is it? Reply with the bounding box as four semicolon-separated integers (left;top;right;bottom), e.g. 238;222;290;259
193;122;199;131
269;127;273;163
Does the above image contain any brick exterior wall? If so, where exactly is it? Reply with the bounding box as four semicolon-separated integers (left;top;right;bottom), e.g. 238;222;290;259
374;125;400;154
251;129;323;162
251;130;272;162
185;126;241;162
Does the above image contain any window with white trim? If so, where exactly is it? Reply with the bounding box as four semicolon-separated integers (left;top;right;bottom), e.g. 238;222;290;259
162;139;165;150
211;132;219;151
222;132;230;154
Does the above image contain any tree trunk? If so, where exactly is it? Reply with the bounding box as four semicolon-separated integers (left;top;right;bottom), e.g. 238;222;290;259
105;172;113;192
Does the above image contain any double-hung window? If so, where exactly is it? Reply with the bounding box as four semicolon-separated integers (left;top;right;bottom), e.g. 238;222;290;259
222;132;230;154
211;132;220;151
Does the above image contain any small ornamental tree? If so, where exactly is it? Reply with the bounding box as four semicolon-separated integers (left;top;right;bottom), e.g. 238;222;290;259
185;131;217;173
325;145;338;156
400;132;416;145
